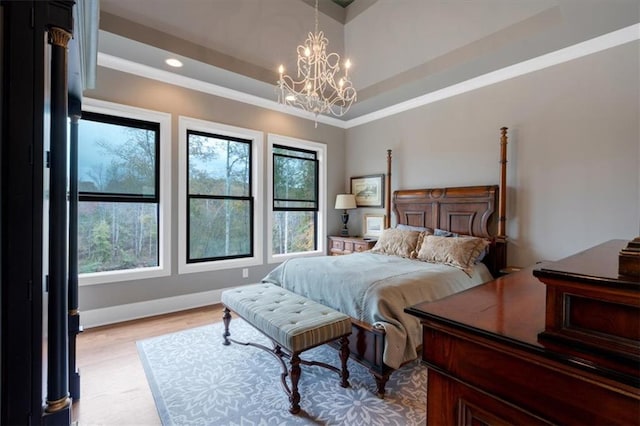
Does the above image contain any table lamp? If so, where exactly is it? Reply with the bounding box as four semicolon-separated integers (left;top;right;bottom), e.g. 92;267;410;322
335;194;357;236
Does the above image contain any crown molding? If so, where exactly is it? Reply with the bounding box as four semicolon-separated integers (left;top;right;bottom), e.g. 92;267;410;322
97;23;639;130
345;23;640;128
97;53;348;128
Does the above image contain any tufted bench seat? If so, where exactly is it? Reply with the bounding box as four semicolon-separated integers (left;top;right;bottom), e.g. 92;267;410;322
221;283;351;414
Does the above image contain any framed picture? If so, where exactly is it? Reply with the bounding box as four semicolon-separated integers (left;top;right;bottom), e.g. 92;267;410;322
364;214;385;238
350;174;385;207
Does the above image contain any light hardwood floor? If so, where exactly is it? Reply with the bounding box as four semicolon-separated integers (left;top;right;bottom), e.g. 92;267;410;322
72;304;224;426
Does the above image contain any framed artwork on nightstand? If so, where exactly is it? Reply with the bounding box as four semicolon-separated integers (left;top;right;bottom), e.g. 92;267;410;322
364;214;385;238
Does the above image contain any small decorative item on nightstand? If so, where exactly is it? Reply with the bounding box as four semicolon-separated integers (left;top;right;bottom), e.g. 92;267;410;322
364;214;385;238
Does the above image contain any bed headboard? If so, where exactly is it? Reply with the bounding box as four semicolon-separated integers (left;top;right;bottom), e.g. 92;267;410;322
393;185;497;237
384;127;509;276
393;185;506;275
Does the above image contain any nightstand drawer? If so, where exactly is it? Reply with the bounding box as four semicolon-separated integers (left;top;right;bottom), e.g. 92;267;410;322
330;239;345;251
328;236;376;256
353;242;371;252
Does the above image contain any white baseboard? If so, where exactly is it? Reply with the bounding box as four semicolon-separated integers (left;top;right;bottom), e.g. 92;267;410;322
80;289;224;329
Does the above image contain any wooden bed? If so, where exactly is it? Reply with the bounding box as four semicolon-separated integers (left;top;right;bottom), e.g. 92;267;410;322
334;127;509;397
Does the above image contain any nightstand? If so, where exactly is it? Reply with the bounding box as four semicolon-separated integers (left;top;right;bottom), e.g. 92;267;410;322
328;236;376;256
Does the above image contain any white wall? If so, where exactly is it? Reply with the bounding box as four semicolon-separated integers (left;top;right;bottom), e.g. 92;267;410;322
345;41;640;267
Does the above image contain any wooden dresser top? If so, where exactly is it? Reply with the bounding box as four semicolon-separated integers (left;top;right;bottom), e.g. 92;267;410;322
406;264;547;349
534;239;639;288
406;239;639;387
406;240;635;349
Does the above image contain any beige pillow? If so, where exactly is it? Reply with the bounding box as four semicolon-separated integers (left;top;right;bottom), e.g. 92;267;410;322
370;228;426;258
416;235;490;273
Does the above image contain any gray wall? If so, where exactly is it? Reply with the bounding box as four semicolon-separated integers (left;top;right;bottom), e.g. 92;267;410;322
345;41;640;267
80;40;639;318
81;66;346;312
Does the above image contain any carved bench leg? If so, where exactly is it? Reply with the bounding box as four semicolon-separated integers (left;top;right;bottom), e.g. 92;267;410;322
339;336;350;388
289;353;302;414
222;307;231;346
374;372;390;398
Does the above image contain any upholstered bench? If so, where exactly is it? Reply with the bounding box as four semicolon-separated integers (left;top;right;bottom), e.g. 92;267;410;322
221;283;351;414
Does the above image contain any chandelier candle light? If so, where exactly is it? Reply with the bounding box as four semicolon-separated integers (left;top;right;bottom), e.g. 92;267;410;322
277;0;357;126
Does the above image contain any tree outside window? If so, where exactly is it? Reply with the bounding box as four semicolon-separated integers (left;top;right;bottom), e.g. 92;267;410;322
187;131;253;262
77;112;159;273
272;145;318;254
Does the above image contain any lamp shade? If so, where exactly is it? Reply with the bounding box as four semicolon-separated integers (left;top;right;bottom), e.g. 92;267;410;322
335;194;357;210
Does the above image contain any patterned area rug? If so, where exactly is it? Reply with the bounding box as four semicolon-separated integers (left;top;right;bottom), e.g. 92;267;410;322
137;319;427;425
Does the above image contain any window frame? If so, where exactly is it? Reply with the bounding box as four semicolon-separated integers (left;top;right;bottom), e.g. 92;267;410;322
78;98;172;286
178;116;264;274
267;133;326;264
185;129;254;264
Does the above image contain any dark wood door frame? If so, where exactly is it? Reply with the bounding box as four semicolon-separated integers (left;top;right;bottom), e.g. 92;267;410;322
1;1;76;424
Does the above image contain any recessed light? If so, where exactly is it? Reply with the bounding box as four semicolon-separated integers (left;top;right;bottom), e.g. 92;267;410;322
165;58;183;68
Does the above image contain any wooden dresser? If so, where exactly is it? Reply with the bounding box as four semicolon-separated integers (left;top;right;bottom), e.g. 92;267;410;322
327;236;376;256
406;240;640;425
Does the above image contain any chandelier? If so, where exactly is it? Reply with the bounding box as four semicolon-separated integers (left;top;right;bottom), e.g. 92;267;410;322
277;0;357;125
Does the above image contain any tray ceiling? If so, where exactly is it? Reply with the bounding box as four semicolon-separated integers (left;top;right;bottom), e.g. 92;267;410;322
96;0;639;125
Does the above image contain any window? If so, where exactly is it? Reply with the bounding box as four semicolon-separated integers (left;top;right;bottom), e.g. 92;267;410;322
78;99;171;285
179;117;263;273
268;134;326;263
187;131;252;262
273;146;318;253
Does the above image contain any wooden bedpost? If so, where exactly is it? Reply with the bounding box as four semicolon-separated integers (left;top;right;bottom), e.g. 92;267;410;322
498;127;508;238
385;149;392;228
491;126;509;274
